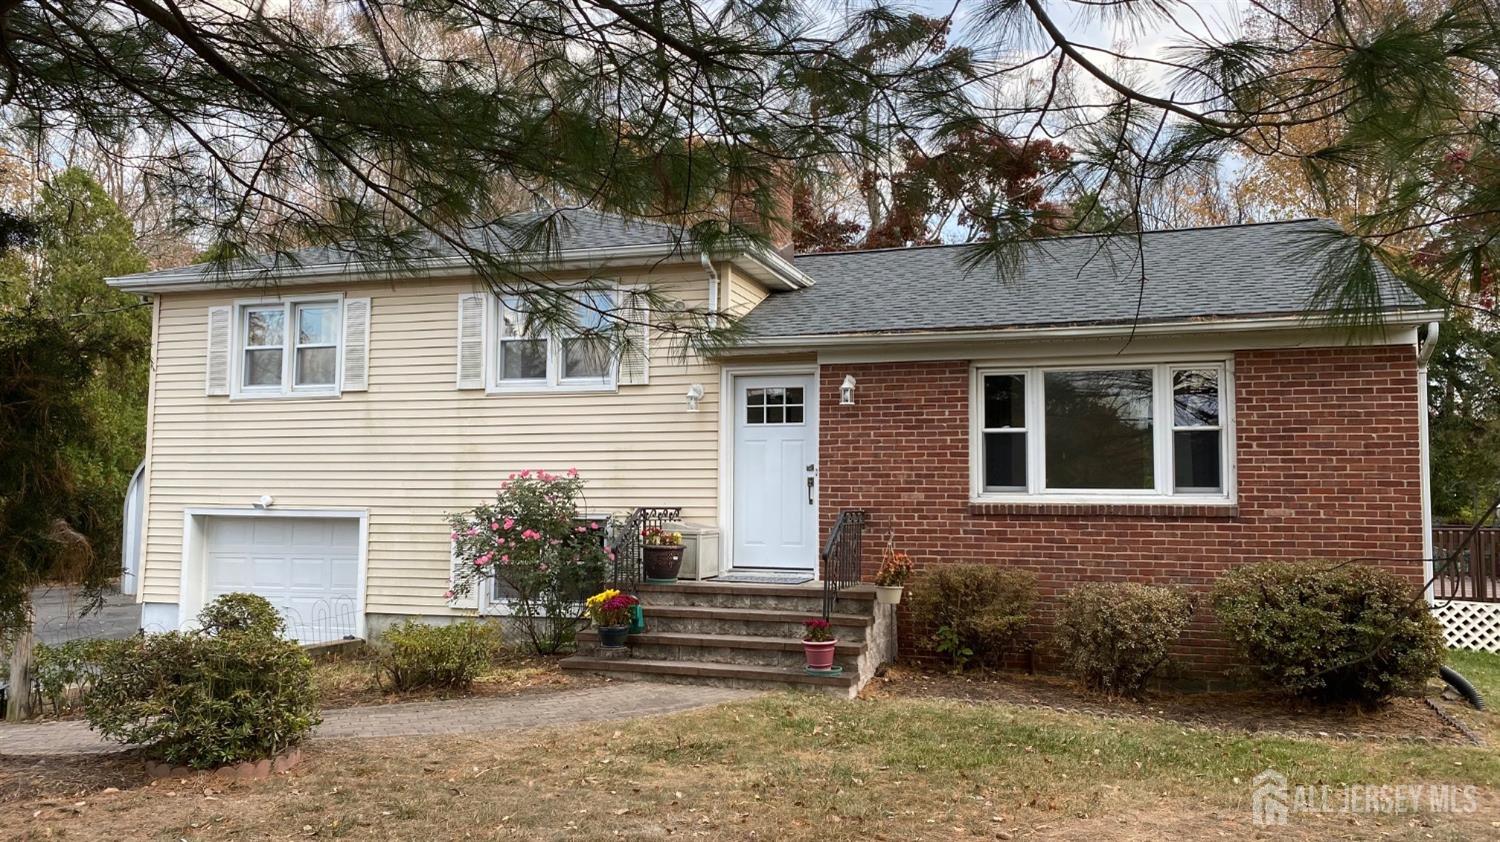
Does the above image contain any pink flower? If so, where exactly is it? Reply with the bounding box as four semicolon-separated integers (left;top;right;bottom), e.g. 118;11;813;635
522;529;541;541
575;526;586;533
467;526;480;536
567;467;579;477
497;537;506;546
589;521;600;530
503;517;515;530
475;552;493;567
449;531;458;540
519;469;531;478
491;521;500;531
444;589;455;600
606;548;616;560
500;554;509;563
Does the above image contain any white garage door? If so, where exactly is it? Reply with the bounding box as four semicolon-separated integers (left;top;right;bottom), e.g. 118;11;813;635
204;516;360;643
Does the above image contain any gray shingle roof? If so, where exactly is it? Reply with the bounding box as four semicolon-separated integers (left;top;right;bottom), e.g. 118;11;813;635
740;219;1429;338
113;209;691;283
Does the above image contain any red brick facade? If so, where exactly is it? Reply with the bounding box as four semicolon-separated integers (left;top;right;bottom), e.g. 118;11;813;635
818;345;1425;679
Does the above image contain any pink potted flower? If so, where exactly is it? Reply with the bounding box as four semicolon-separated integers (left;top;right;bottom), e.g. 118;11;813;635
802;618;837;671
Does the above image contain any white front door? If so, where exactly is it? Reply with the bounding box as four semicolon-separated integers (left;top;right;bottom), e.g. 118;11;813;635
732;373;819;571
203;516;360;643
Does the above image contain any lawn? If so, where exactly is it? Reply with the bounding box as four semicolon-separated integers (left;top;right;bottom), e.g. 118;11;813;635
4;690;1498;841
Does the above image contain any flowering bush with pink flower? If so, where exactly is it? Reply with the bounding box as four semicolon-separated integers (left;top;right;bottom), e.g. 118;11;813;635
446;469;613;653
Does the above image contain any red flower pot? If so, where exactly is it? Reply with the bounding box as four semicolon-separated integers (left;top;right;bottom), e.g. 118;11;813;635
803;639;838;671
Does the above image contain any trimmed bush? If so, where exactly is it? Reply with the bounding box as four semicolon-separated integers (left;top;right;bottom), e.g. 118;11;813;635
1211;561;1445;706
911;565;1036;670
82;594;319;769
1054;583;1193;697
375;619;502;692
195;591;284;637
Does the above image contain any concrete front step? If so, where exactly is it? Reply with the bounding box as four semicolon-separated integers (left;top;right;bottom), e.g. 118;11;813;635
560;656;860;697
637;581;876;613
578;629;865;669
639;604;873;641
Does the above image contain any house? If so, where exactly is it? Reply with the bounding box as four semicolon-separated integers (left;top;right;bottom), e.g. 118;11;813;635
107;212;1443;692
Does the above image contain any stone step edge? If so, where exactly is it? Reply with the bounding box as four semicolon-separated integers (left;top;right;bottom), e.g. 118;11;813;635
635;581;876;601
635;604;872;626
578;629;865;655
560;656;857;687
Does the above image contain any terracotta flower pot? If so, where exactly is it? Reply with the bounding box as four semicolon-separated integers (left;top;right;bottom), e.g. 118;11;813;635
803;639;838;671
875;585;904;605
597;624;631;648
643;545;684;583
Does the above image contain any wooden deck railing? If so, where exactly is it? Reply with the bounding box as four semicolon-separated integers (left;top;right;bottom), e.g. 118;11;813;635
1432;525;1500;603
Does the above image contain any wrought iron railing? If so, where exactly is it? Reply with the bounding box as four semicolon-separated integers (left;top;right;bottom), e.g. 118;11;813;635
821;509;869;620
609;507;682;591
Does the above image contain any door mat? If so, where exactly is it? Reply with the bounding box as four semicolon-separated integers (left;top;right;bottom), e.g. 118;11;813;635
711;573;814;585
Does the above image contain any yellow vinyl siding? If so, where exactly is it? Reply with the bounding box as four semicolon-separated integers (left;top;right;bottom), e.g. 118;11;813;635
724;264;771;318
140;266;725;616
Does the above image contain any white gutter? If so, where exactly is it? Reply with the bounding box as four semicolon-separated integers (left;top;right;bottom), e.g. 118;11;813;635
1417;320;1440;602
107;241;812;294
724;309;1451;352
700;252;721;328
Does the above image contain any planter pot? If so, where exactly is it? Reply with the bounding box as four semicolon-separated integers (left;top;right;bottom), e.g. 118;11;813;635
875;585;904;605
597;624;631;649
803;639;838;671
642;545;685;583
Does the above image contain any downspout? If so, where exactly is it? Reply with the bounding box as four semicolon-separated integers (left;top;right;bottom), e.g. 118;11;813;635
1417;321;1440;602
700;252;720;328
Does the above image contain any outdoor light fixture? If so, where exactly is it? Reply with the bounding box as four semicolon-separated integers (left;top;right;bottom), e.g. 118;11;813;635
685;383;705;412
840;375;856;405
254;494;276;509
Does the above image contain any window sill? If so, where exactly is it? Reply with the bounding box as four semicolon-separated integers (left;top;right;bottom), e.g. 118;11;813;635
485;382;617;396
228;389;342;402
968;499;1239;519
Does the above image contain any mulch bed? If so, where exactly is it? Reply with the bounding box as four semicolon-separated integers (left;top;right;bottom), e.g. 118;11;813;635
867;664;1470;744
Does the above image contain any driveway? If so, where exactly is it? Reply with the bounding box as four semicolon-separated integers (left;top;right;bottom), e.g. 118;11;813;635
30;586;142;645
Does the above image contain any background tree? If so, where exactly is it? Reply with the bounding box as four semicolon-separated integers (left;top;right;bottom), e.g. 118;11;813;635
0;168;149;635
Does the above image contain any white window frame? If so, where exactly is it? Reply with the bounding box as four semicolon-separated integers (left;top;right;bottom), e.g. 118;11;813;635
970;359;1235;505
230;294;344;399
487;287;620;394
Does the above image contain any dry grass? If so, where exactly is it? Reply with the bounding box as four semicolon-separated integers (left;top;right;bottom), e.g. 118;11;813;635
311;647;591;708
4;693;1498;841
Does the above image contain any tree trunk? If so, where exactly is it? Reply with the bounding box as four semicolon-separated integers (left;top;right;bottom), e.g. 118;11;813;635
5;628;35;721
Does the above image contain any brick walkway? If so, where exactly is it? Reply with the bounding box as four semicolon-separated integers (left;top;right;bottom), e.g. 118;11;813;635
0;684;759;757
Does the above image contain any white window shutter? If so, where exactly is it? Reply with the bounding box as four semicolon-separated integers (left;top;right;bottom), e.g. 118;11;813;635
456;293;487;389
618;286;650;386
450;542;481;610
205;305;231;396
341;297;371;392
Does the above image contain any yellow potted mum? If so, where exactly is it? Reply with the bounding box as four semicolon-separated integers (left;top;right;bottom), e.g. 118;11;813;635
585;589;639;648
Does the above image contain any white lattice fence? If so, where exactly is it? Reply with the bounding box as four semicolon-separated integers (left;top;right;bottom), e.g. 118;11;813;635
1432;600;1500;652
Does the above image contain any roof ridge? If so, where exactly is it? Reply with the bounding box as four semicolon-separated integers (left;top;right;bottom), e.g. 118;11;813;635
791;217;1337;259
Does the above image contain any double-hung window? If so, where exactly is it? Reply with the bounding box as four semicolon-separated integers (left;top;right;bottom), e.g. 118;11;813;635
493;288;618;391
973;362;1232;503
236;298;342;396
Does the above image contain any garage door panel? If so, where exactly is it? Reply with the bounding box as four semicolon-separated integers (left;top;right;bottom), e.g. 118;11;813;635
204;516;360;644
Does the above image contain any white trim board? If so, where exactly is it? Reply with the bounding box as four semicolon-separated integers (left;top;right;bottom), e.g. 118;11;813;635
178;507;370;640
718;362;822;577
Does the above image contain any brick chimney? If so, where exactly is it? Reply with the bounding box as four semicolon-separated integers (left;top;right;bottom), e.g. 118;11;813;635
727;162;795;259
